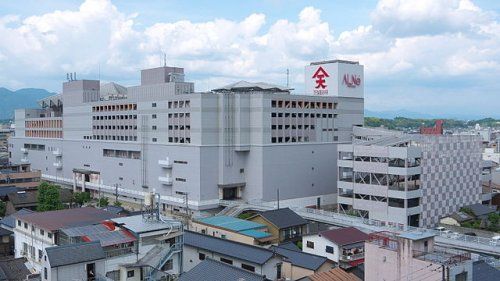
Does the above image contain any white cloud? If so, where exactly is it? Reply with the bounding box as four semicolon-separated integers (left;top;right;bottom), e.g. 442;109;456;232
0;0;499;117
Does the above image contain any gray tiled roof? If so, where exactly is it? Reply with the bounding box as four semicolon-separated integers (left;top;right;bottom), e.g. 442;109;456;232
184;231;276;265
46;241;105;268
0;257;31;281
256;208;308;229
473;260;499;281
179;259;266;281
271;245;328;271
0;208;34;229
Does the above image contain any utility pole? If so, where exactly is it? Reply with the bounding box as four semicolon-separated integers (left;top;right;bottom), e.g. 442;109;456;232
277;188;280;209
115;183;118;203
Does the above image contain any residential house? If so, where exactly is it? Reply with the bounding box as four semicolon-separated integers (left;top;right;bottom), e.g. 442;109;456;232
179;259;267;281
43;241;106;281
191;215;273;245
248;208;308;244
0;163;41;189
110;214;184;281
462;203;496;220
440;211;475;227
5;189;73;215
0;186;24;201
0;228;13;257
0;257;35;281
365;231;473;281
302;227;369;269
183;230;284;280
0;208;34;232
270;243;334;280
298;268;361;281
13;207;118;273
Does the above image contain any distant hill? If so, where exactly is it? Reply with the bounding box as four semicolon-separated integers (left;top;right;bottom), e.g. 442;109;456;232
0;87;54;119
365;116;500;130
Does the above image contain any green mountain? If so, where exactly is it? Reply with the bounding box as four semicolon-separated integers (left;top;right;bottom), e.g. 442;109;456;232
0;87;54;119
365;116;500;130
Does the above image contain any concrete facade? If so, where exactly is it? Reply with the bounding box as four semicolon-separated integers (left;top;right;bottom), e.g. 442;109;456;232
9;61;364;210
338;127;482;227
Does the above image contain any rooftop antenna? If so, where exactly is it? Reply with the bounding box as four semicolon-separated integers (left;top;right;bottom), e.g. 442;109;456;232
286;69;290;88
163;52;167;67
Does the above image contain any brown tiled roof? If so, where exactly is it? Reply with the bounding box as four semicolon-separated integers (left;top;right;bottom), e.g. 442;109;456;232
318;227;369;246
304;268;361;281
15;207;119;231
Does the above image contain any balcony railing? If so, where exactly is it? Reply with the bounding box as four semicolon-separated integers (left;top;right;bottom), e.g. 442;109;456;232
341;252;364;261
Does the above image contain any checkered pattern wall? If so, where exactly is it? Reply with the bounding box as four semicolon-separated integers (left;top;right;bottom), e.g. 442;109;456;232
419;135;482;227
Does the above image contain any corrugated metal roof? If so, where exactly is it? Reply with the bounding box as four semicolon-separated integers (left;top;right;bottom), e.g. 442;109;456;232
15;207;118;231
254;208;308;229
46;241;105;268
179;259;266;281
318;227;369;246
111;215;182;234
197;216;265;231
271;245;328;271
184;231;275;265
239;229;272;239
61;223;136;247
212;81;292;93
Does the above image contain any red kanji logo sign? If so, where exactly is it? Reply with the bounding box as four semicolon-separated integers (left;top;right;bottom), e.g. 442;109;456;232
312;66;329;89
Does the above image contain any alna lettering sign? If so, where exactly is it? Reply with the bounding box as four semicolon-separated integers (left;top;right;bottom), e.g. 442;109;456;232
312;66;329;95
342;74;361;88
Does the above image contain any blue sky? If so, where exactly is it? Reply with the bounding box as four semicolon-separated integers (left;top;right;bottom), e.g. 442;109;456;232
1;0;499;119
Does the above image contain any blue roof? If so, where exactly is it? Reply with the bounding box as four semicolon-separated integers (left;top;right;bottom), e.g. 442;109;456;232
239;229;272;239
197;216;265;232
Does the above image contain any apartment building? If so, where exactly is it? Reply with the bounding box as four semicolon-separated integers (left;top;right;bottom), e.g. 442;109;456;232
13;207;118;273
0;163;40;189
337;126;482;227
9;60;364;210
365;231;473;281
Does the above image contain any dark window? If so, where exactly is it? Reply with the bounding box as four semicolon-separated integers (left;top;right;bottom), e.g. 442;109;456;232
220;257;233;265
17;220;21;226
127;270;134;277
241;263;255;272
48;233;52;239
152;114;157;119
152;102;157;107
199;253;205;260
326;246;334;254
306;241;314;249
44;268;47;280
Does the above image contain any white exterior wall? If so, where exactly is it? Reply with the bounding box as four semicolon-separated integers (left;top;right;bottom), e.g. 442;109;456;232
183;245;282;279
14;219;56;273
302;235;339;262
45;259;106;281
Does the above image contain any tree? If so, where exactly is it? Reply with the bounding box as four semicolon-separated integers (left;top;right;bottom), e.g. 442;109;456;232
99;197;109;207
113;200;122;207
73;192;91;207
37;182;64;211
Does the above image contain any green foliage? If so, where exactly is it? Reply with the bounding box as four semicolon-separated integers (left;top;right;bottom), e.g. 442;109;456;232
99;197;109;207
73;192;91;206
460;207;474;217
296;241;303;250
0;201;5;217
37;182;64;212
364;117;500;131
113;200;122;207
237;212;254;220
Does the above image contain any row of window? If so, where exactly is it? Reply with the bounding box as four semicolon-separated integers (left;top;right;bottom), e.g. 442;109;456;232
92;114;137;120
271;113;336;118
23;143;45;151
305;241;334;254
25;130;63;139
92;135;138;141
168;100;190;109
271;100;336;109
103;149;141;159
93;125;137;130
25;119;62;128
92;103;137;112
